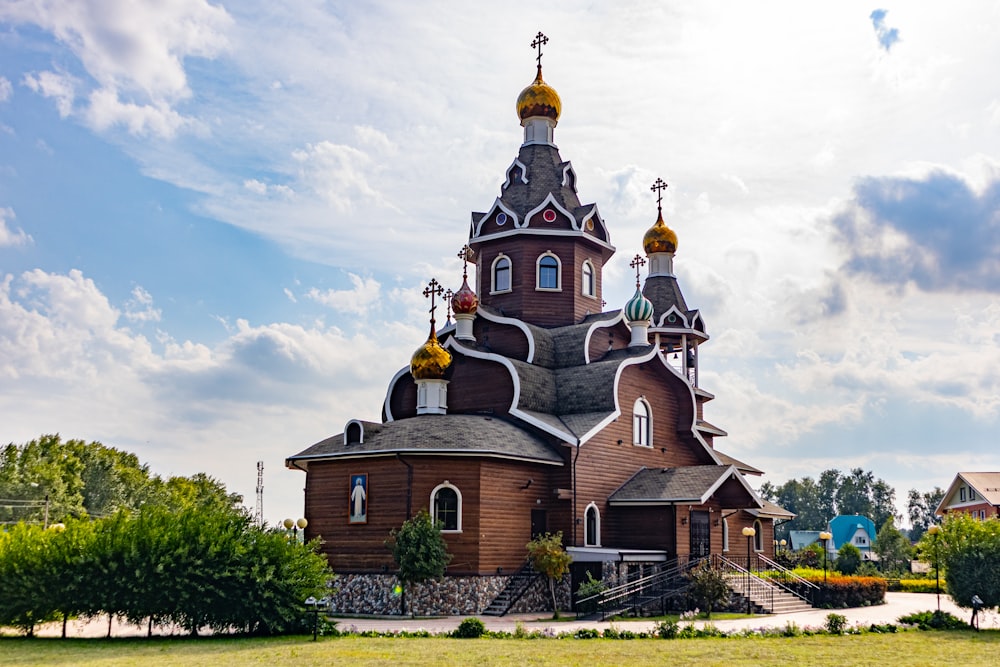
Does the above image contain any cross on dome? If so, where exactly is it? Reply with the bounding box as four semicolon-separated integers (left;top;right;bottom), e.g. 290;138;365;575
444;288;454;324
423;278;445;325
630;253;647;288
457;244;473;280
650;178;668;214
531;31;549;69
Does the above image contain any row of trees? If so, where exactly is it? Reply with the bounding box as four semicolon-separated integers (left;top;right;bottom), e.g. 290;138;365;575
759;467;944;541
0;506;332;637
919;514;1000;610
1;434;243;524
1;434;332;637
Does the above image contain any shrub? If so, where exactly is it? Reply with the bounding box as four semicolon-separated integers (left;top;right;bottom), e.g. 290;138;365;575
686;564;730;618
574;627;600;639
898;579;939;593
898;610;970;630
575;571;606;614
453;617;486;638
655;619;679;639
825;613;848;634
810;575;886;608
836;543;862;575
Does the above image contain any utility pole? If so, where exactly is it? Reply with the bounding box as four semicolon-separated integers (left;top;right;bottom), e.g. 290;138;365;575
255;461;264;529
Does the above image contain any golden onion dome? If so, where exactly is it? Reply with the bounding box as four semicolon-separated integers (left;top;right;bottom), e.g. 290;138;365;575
516;66;561;122
410;325;452;380
642;210;678;255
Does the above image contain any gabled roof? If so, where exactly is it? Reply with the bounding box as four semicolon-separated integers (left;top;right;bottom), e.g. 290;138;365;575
608;465;762;508
713;450;762;475
286;414;564;467
935;472;1000;515
745;499;795;520
829;514;876;549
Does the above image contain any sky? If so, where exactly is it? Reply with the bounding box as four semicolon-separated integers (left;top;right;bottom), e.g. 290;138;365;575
2;1;1000;529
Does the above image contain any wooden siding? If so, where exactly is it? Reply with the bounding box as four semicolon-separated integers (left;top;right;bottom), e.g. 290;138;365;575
473;319;530;362
475;237;608;327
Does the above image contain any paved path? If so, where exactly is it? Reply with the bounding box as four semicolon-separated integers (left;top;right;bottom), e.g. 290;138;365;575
335;593;998;635
22;593;997;638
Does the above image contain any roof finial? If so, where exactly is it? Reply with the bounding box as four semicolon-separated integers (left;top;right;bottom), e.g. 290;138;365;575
457;244;473;280
531;31;549;73
423;278;445;329
650;177;668;216
630;253;647;289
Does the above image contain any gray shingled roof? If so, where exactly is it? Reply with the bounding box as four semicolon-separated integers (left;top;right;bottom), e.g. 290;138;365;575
497;144;582;216
286;414;564;465
608;465;750;504
714;450;763;476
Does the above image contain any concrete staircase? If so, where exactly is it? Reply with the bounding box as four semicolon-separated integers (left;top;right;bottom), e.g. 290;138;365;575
724;573;814;614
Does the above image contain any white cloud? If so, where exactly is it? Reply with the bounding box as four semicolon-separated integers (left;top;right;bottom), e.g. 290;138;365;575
124;286;161;323
0;76;12;102
306;274;380;316
0;208;33;247
23;70;77;117
5;0;232;137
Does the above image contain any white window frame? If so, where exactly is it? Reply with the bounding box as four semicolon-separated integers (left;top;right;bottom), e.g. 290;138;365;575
584;502;601;547
581;259;596;298
535;251;561;291
632;398;652;447
722;518;730;552
491;254;512;294
430;481;463;533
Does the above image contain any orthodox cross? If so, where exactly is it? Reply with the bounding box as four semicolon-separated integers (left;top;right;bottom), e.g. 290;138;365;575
630;253;646;288
444;288;454;324
531;31;549;68
457;244;472;280
650;177;668;214
423;278;444;326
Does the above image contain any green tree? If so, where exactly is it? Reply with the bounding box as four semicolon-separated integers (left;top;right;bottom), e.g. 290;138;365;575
836;542;862;575
526;531;572;619
386;510;452;616
907;487;944;541
686;563;730;618
0;523;61;635
873;516;912;576
919;515;1000;610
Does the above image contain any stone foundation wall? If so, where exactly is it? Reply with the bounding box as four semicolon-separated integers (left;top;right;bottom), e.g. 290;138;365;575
329;572;571;616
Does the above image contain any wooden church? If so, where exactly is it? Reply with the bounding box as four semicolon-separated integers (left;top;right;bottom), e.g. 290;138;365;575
286;35;791;615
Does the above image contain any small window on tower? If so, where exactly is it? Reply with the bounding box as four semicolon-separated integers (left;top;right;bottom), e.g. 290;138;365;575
491;255;512;294
536;253;561;291
582;260;595;298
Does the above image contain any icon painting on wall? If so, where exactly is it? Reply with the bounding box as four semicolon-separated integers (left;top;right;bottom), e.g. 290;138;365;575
349;473;368;524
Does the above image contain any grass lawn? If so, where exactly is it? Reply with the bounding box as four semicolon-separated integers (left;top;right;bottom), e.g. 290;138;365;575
1;632;998;666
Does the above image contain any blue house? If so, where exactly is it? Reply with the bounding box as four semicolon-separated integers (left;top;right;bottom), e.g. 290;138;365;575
828;515;877;561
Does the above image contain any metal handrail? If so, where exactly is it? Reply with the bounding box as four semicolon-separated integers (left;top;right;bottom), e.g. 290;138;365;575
576;556;705;620
752;553;819;603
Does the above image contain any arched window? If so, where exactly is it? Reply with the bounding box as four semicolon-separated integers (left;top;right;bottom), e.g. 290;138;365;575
753;520;763;552
584;503;601;547
722;518;730;552
491;254;511;294
581;260;595;297
344;420;363;446
431;482;462;532
536;252;561;290
633;398;651;447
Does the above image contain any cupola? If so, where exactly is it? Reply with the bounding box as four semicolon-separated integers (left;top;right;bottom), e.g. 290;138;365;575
518;32;561;146
625;254;653;346
643;177;677;277
410;279;452;415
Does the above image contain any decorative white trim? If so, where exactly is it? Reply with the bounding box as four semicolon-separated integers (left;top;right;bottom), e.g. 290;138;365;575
475;307;537;363
472;226;617;252
654;305;691;329
431;481;463;532
584;502;601;547
582;312;627;364
503;158;530;188
343;419;365;446
415;378;448;415
443;337;578;443
490;253;513;294
523;192;578;230
561;163;578;191
473;199;520;238
382;366;411;422
722;518;730;552
535;251;562;291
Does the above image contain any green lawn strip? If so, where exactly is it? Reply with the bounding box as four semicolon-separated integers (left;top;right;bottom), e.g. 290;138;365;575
0;632;998;667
